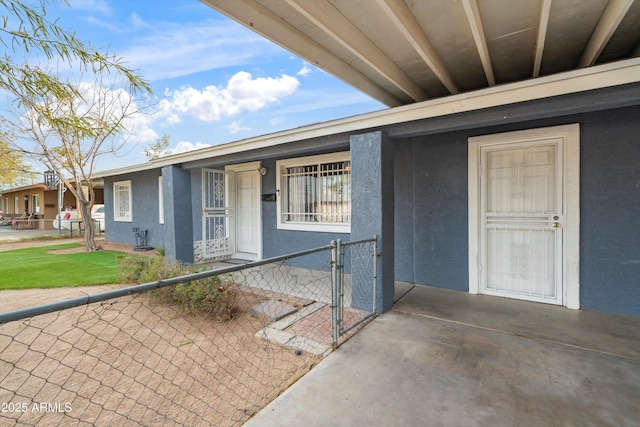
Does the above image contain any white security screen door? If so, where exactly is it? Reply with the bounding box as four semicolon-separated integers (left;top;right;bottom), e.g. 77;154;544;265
235;170;260;259
480;140;564;304
202;169;234;259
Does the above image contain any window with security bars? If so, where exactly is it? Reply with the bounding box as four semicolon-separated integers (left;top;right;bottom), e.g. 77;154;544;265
114;180;132;222
277;153;351;232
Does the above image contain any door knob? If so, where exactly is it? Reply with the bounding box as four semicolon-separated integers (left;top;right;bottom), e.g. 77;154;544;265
552;222;561;228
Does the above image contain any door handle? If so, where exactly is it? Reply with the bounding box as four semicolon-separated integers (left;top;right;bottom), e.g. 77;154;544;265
552;222;561;228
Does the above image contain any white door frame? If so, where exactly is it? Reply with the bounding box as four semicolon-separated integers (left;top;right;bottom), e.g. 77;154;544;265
225;161;263;261
468;124;580;309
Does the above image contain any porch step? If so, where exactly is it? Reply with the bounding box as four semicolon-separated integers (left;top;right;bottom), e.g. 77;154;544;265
251;299;298;322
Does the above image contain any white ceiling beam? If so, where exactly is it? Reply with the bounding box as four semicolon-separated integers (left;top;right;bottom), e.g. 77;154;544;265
200;0;404;107
578;0;634;68
376;0;459;94
285;0;427;102
461;0;495;86
533;0;553;78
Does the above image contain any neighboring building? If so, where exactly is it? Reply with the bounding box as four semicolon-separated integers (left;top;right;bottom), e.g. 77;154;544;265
0;179;103;229
97;1;640;318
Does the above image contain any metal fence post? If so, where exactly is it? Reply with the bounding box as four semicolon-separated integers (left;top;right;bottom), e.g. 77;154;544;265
337;239;344;338
372;234;378;314
330;239;338;348
330;239;344;348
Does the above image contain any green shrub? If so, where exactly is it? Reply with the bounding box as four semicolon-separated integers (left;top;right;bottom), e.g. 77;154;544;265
174;278;238;320
117;254;238;321
118;254;183;283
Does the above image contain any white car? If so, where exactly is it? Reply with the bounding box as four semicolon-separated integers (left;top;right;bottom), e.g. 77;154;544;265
92;204;105;231
53;209;78;230
54;205;105;231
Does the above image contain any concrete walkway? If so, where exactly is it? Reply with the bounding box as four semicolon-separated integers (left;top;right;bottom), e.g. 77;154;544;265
245;284;640;427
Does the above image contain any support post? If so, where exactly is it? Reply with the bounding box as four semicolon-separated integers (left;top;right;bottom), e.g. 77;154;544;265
162;165;194;263
350;131;395;313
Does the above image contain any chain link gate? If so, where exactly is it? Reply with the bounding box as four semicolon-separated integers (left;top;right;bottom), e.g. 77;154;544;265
330;237;378;348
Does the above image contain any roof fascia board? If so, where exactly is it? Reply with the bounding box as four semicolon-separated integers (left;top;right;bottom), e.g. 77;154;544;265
96;58;640;178
0;184;48;193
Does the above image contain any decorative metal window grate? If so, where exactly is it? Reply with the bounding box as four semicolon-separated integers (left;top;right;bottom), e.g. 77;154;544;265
282;160;351;225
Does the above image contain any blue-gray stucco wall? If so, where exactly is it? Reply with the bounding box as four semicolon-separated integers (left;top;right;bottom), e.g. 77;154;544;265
580;108;640;316
394;105;640;316
394;132;469;290
104;169;164;248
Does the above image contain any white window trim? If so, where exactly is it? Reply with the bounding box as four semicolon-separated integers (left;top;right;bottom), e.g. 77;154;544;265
158;176;164;224
32;194;40;214
113;180;133;222
276;152;351;233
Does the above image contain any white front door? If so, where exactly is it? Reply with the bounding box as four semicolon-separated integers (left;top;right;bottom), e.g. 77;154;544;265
469;124;581;308
235;170;260;259
481;141;563;304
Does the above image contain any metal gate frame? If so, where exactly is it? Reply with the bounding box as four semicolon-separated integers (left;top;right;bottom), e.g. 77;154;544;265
330;236;378;347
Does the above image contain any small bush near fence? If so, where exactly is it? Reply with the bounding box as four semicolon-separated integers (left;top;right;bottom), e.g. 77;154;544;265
119;254;238;320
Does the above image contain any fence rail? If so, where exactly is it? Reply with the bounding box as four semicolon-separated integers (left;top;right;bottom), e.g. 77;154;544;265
0;237;377;426
0;218;101;238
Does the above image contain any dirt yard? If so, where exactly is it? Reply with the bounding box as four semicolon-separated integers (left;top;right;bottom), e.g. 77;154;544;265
0;238;323;426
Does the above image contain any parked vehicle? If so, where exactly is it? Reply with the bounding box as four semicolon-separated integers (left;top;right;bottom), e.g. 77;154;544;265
53;209;78;230
53;205;105;231
92;204;105;231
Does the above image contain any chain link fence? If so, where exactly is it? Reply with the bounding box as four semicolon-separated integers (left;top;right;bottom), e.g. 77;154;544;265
0;238;377;426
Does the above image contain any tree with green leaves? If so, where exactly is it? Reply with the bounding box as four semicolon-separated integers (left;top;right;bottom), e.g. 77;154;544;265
0;128;33;188
1;0;153;251
143;134;171;160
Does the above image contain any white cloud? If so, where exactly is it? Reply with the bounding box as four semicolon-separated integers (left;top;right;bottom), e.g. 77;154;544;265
120;20;280;81
167;141;212;155
37;81;158;145
160;71;300;123
297;64;312;76
228;121;250;134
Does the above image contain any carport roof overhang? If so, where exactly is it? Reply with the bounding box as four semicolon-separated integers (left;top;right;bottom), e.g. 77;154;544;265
96;58;640;179
201;0;640;108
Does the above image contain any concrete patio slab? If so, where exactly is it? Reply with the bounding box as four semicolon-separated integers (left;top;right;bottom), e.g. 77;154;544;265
244;285;640;427
393;285;640;360
250;299;298;322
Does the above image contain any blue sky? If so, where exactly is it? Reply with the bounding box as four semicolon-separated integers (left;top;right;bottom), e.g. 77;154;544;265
42;0;385;171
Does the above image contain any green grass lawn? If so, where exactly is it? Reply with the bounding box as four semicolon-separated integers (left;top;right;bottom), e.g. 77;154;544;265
0;244;125;289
